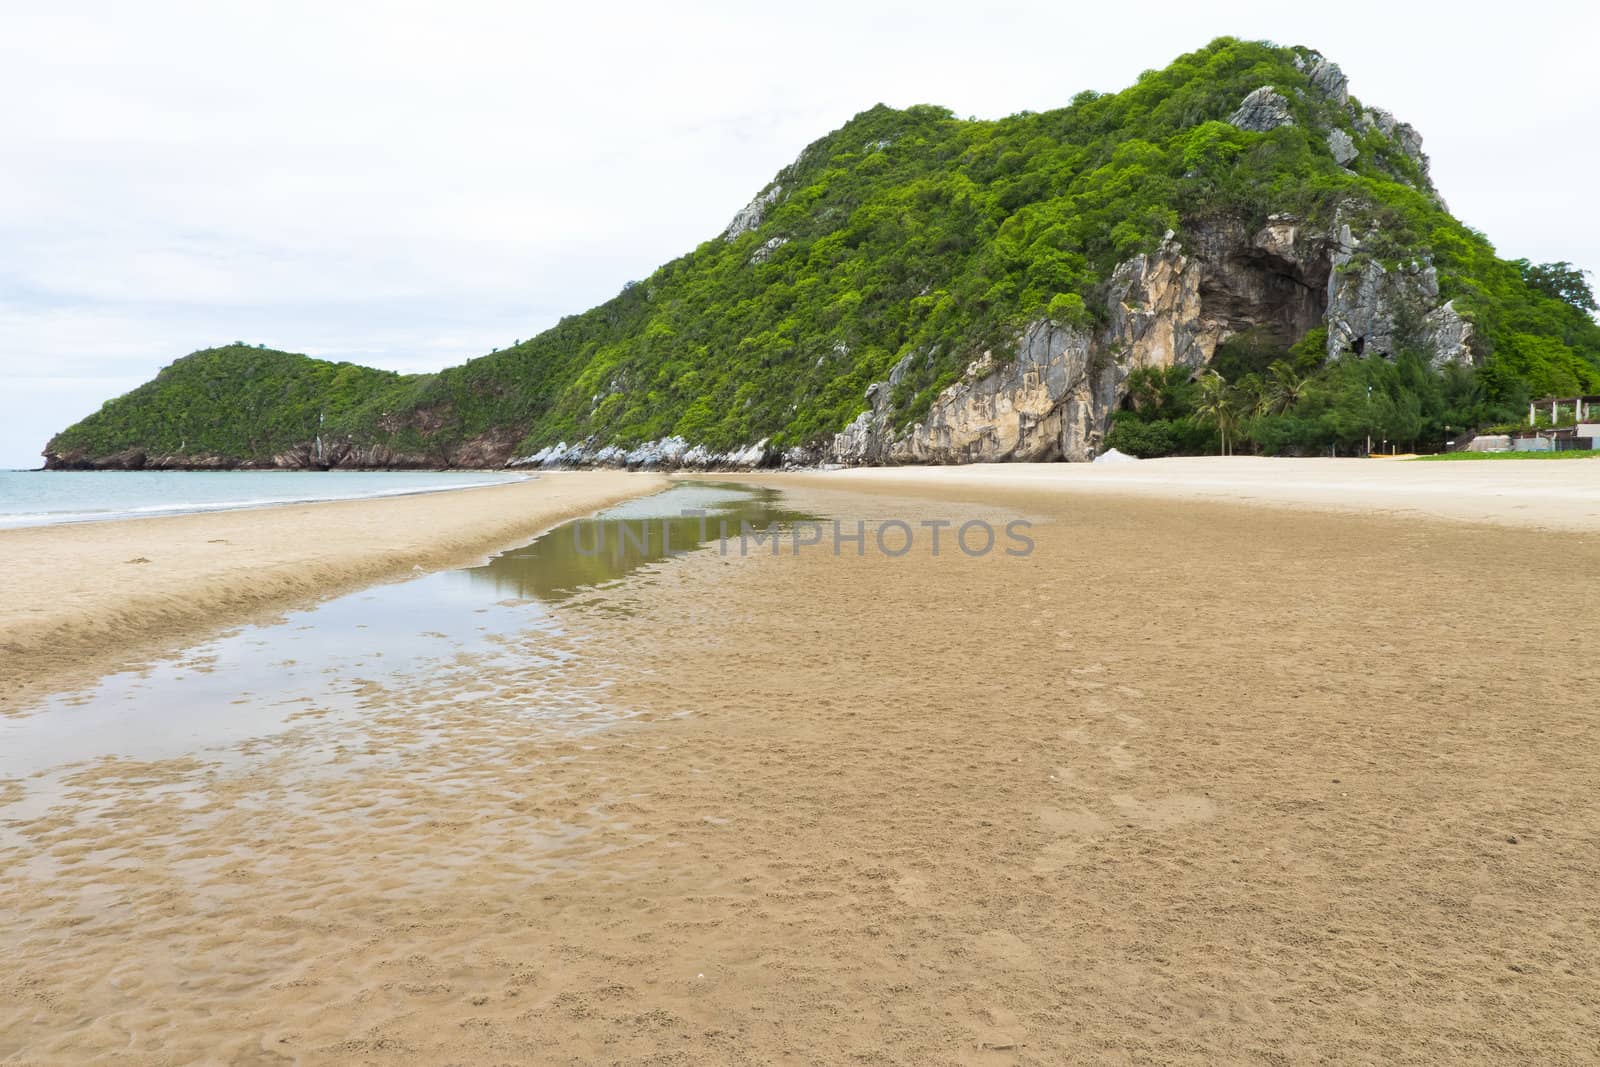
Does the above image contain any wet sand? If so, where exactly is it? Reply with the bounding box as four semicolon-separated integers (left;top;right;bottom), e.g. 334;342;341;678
0;471;666;708
4;469;1600;1062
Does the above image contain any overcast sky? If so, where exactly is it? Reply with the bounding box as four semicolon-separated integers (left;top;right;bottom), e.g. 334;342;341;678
2;1;1596;468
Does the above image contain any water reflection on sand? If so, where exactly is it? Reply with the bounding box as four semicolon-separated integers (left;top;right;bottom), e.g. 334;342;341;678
0;481;813;790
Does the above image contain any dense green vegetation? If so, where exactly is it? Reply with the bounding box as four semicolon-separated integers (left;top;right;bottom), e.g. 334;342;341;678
49;345;418;460
1107;328;1531;458
47;37;1600;465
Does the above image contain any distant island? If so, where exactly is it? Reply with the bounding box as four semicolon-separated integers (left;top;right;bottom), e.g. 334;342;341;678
43;37;1599;472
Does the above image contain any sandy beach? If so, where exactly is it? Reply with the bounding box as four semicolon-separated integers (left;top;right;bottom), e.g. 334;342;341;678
3;461;1600;1063
821;455;1600;531
0;471;667;709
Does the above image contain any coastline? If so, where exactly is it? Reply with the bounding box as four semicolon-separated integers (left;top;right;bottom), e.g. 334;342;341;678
800;455;1600;532
9;455;1597;709
0;470;667;709
0;469;532;530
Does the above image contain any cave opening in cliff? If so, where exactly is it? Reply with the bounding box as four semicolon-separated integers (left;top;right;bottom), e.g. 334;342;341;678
1201;245;1330;358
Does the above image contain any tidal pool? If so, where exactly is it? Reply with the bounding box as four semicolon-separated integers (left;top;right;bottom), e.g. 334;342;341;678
465;480;820;600
0;481;818;782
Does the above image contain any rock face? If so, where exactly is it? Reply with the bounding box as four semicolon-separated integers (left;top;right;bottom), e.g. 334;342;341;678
823;211;1477;466
1231;54;1430;187
45;428;524;472
827;322;1108;464
1323;209;1474;366
722;186;782;240
827;231;1232;464
1297;52;1349;107
1355;108;1427;169
748;236;788;264
509;436;776;471
1326;128;1358;166
1227;87;1295;132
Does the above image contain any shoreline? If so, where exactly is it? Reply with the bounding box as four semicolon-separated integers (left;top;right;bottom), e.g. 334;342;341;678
788;455;1600;532
0;469;532;530
21;450;1600;534
8;455;1596;707
0;471;668;710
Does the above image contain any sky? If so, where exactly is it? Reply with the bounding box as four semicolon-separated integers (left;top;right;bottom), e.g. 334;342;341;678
2;0;1596;469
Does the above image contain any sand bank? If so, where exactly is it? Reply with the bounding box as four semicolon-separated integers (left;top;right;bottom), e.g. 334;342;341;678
3;476;1597;1062
814;455;1600;531
0;471;666;708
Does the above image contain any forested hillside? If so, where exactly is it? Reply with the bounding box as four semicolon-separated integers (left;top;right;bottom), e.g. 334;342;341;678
45;37;1600;469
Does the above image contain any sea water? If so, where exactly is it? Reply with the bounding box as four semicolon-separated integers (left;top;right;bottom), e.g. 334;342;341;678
0;469;529;528
0;482;820;780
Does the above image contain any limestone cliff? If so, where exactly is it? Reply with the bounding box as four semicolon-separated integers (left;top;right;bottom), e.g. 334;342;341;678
819;206;1475;466
802;57;1474;466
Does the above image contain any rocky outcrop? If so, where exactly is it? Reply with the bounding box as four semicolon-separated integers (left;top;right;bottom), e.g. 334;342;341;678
1355;108;1426;170
1236;52;1426;186
826;231;1239;465
1227;87;1295;132
510;436;776;470
748;236;788;264
45;428;521;472
1296;52;1349;108
44;447;244;471
821;209;1477;466
1417;302;1474;367
1324;210;1474;366
827;323;1108;464
1326;128;1358;166
1104;233;1223;369
722;186;782;240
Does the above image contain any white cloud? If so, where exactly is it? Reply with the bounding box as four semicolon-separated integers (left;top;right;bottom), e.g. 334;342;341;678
2;0;1596;466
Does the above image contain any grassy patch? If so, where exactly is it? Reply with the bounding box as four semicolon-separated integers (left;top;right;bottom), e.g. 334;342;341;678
1411;449;1600;461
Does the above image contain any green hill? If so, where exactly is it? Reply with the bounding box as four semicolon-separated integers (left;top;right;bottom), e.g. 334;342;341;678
45;37;1600;469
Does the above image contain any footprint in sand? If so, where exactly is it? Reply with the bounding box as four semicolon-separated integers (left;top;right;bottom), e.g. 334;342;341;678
1037;806;1111;836
893;875;934;909
966;1004;1026;1055
1111;794;1216;829
973;928;1041;970
1032;806;1111;873
1099;742;1137;770
1048;766;1082;788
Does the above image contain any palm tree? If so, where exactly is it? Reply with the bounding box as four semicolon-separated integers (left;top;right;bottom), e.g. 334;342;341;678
1265;360;1308;415
1194;370;1237;456
1239;375;1272;418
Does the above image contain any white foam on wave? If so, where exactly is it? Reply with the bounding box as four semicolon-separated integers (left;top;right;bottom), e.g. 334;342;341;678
0;473;531;530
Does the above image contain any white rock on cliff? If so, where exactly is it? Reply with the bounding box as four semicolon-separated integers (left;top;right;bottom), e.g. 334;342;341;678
1327;128;1358;166
1227;87;1295;132
722;186;782;240
827;232;1232;465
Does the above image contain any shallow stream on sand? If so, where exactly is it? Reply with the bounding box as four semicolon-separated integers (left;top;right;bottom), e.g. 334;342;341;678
0;481;818;788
